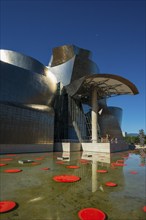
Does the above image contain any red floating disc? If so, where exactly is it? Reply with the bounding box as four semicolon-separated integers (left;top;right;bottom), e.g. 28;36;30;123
96;170;108;173
35;158;44;160
66;165;80;169
41;168;50;170
78;208;106;220
0;201;16;213
105;182;117;187
143;206;146;212
139;164;145;166
53;175;81;183
130;171;138;174
31;162;40;165
0;158;13;161
4;169;22;173
80;162;89;164
79;159;88;163
116;160;124;163
0;163;7;167
110;163;117;169
112;163;127;167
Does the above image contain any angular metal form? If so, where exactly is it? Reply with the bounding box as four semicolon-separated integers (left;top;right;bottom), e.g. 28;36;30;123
49;45;100;86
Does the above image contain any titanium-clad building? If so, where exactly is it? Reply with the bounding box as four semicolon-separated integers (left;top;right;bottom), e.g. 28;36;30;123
0;50;56;147
0;45;139;152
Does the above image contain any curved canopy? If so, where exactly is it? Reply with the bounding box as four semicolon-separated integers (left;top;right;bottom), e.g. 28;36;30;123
66;73;139;104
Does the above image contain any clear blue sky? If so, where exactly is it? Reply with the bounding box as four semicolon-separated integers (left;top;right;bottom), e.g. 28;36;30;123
0;0;145;134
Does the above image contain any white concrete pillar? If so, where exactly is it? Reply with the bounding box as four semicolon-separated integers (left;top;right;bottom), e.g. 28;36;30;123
92;159;98;192
91;87;98;143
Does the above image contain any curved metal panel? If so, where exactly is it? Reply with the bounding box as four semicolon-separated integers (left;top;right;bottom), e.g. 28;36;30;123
65;73;139;104
0;49;57;145
0;49;48;75
0;61;57;105
50;44;92;67
71;56;99;82
98;101;124;140
49;56;76;86
0;103;54;144
51;45;76;66
49;45;100;86
108;106;123;126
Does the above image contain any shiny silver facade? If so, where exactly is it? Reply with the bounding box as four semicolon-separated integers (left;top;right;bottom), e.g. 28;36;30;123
0;45;139;149
0;50;56;144
49;45;100;86
108;106;122;126
0;103;54;144
0;49;48;75
50;45;138;144
98;101;123;141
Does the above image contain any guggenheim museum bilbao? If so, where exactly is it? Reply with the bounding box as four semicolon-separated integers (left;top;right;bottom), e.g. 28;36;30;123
0;45;139;153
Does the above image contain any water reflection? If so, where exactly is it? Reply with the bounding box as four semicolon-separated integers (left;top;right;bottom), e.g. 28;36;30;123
0;150;145;220
57;152;70;161
82;152;112;192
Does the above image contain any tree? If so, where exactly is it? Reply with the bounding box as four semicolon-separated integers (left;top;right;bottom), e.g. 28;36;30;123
124;135;139;144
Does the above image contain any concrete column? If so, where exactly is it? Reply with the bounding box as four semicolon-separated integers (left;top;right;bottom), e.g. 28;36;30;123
92;159;98;192
91;87;98;143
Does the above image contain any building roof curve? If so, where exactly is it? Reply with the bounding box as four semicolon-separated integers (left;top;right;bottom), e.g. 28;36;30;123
65;73;139;104
0;49;48;75
50;44;92;67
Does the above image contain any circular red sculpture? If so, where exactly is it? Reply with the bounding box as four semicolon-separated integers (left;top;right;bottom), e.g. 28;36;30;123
0;158;13;161
53;175;81;183
4;169;22;173
143;206;146;212
105;182;117;187
31;162;41;165
0;163;7;167
41;168;50;170
96;170;108;173
0;201;16;213
130;171;138;174
56;161;64;164
78;208;106;220
139;163;145;166
112;162;127;167
79;159;89;164
35;158;44;160
66;165;80;169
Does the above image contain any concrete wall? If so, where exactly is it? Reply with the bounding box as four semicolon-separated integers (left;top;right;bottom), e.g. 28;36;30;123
54;142;81;152
82;143;110;153
81;142;129;153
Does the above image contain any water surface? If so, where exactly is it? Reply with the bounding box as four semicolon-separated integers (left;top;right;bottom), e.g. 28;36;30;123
0;150;146;220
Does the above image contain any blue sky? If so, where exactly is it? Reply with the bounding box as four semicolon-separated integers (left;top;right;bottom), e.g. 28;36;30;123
0;0;145;134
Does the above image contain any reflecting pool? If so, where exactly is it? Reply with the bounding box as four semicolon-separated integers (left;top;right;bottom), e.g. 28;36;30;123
0;149;146;220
